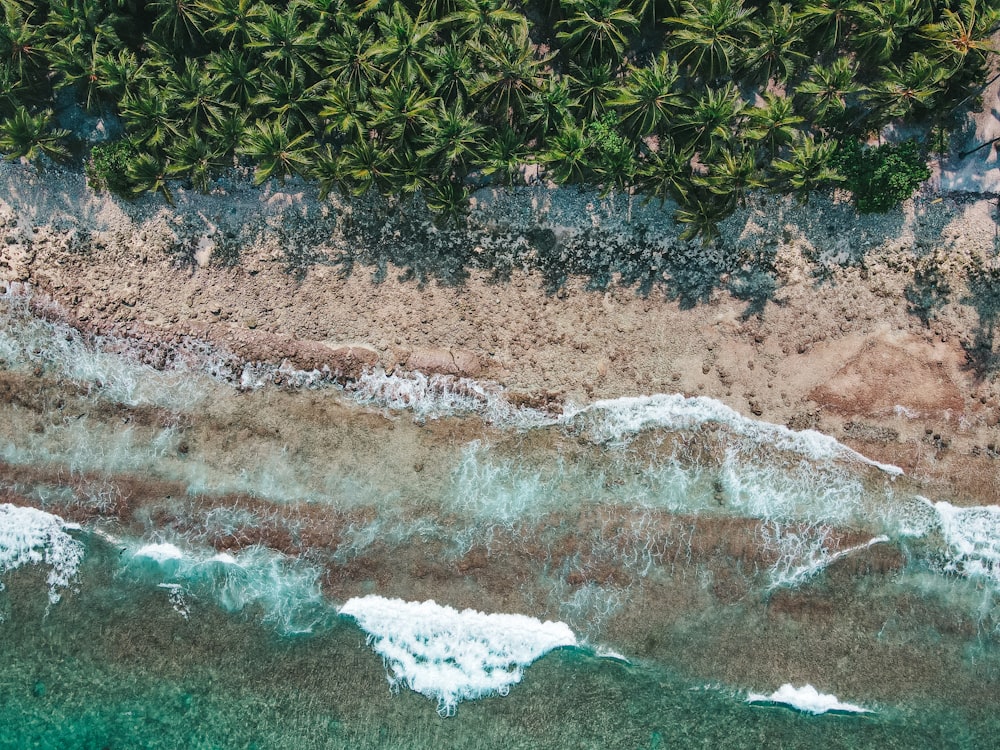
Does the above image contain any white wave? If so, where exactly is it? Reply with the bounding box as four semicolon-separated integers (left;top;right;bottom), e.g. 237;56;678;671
747;684;872;715
135;542;184;562
122;540;327;634
350;369;554;426
593;646;630;663
570;394;902;476
762;523;890;590
0;503;83;605
717;450;869;525
339;595;577;717
0;284;208;409
930;501;1000;587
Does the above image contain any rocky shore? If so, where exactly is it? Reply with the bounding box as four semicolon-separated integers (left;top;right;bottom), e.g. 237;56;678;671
2;159;999;505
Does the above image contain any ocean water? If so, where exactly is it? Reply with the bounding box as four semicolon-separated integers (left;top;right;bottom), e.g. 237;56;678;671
0;287;998;749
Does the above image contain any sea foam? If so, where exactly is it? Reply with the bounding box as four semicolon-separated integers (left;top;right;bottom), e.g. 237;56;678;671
339;595;577;716
351;369;553;426
0;503;83;605
121;539;328;634
746;684;872;715
571;394;903;475
930;501;1000;587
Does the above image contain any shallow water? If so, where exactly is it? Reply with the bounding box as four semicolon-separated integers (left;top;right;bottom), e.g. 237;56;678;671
0;288;997;747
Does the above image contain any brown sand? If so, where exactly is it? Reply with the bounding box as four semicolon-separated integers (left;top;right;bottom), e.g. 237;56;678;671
2;160;999;504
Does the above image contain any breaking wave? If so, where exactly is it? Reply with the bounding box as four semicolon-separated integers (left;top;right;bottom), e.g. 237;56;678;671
747;684;872;715
0;503;83;606
339;595;577;717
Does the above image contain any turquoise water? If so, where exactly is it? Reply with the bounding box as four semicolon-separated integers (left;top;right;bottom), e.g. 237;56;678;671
1;288;998;747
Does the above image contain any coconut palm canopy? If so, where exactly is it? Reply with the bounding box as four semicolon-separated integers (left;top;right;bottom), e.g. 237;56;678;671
1;0;997;236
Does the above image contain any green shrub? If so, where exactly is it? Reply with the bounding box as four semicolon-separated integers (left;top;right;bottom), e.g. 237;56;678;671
835;139;931;213
85;140;139;196
587;113;635;187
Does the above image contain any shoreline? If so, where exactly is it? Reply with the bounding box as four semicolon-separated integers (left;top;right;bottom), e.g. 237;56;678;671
2;160;999;505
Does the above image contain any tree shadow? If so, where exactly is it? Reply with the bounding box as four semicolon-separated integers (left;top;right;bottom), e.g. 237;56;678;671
274;211;341;282
961;256;1000;377
728;267;779;320
904;252;953;327
529;223;740;307
329;191;786;313
333;194;473;288
789;199;910;283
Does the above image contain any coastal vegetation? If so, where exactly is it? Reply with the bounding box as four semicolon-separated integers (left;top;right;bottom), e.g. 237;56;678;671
1;0;998;240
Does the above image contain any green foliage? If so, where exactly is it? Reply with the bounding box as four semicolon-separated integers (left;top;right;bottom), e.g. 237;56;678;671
85;140;139;196
587;113;635;190
834;139;931;213
0;107;70;162
0;0;989;233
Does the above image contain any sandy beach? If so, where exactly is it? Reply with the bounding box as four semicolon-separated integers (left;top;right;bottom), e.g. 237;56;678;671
2;157;999;505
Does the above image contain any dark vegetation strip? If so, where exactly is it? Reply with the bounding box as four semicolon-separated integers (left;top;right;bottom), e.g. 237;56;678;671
0;0;996;242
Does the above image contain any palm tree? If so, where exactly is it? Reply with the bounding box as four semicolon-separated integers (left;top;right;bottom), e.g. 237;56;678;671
47;32;107;111
420;0;464;23
167;130;226;192
97;49;146;101
567;61;617;120
424;178;470;227
127;152;173;203
164;59;232;133
472;26;549;124
0;107;70;162
206;49;258;109
634;137;692;205
480;125;528;185
853;0;930;64
694;146;763;205
445;0;525;41
795;0;860;52
428;41;473;105
527;76;572;143
336;137;391;194
921;0;1000;71
148;0;212;52
862;52;944;122
556;0;639;64
675;82;746;158
383;146;430;195
769;132;842;202
745;91;804;157
312;143;340;199
417;100;486;177
321;23;381;98
120;80;181;148
204;0;262;47
674;188;733;244
0;6;49;82
241;119;316;183
292;0;351;33
370;1;437;87
741;0;807;87
796;57;861;126
666;0;754;81
252;68;325;135
205;110;248;156
42;0;115;65
370;74;438;145
542;122;591;183
320;86;372;141
612;52;683;139
248;4;321;77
